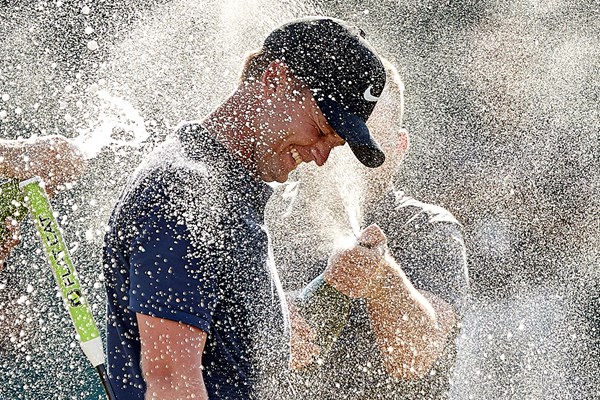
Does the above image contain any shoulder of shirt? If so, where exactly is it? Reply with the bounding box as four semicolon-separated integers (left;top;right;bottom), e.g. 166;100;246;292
390;188;462;229
118;136;214;208
174;119;203;132
141;128;211;179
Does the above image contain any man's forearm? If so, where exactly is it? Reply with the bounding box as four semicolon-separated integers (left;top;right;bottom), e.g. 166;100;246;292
0;136;85;195
366;255;456;380
322;225;458;379
144;371;208;400
0;140;26;179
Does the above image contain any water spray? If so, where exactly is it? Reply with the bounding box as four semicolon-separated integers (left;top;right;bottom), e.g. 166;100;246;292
18;177;116;400
72;89;151;161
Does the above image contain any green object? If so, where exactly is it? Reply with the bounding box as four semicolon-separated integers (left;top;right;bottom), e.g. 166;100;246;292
19;176;116;399
0;179;28;241
20;177;104;361
294;273;352;357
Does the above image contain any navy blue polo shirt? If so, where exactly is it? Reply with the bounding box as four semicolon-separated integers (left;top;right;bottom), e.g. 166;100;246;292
103;123;288;399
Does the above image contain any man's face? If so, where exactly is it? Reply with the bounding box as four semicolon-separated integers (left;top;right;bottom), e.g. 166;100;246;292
254;83;345;183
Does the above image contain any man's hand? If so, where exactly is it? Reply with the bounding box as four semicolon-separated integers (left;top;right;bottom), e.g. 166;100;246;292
0;218;21;271
288;297;320;370
323;224;388;299
26;136;86;196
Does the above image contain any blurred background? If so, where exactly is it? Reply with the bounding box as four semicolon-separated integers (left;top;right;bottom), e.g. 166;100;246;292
0;0;598;398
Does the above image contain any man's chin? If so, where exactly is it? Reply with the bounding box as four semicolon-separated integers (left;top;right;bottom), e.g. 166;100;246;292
258;169;290;184
273;173;290;184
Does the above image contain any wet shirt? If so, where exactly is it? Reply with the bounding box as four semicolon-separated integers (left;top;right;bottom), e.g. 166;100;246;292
275;188;469;399
103;123;288;399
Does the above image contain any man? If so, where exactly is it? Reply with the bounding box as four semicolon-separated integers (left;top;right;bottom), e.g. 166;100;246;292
0;135;85;268
266;60;470;399
102;17;389;399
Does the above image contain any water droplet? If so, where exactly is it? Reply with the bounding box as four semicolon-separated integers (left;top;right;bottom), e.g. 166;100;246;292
87;40;99;51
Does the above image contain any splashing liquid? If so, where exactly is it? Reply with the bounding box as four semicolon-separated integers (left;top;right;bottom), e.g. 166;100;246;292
71;90;149;160
342;194;361;238
335;158;364;238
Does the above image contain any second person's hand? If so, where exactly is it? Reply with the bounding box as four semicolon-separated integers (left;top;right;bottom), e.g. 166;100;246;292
323;224;388;299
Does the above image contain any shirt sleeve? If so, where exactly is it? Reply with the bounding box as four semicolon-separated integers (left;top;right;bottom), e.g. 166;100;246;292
393;221;469;318
127;211;219;332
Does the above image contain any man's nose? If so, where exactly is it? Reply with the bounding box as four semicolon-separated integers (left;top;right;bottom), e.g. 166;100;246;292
310;145;331;167
311;133;345;166
310;142;334;166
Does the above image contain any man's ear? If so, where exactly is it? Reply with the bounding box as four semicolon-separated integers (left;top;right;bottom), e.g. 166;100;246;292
397;128;409;159
260;61;290;96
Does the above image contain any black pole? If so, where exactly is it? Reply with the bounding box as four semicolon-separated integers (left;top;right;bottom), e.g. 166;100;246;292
96;364;117;400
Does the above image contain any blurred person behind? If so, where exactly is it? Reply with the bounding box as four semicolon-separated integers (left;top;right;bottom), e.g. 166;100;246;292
266;59;470;399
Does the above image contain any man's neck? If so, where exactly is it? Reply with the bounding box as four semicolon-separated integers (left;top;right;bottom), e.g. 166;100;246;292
201;84;262;177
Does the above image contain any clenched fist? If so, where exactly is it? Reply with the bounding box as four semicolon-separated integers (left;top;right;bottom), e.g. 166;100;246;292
323;224;388;299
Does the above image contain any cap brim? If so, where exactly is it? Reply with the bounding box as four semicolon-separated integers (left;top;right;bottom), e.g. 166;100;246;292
317;99;385;168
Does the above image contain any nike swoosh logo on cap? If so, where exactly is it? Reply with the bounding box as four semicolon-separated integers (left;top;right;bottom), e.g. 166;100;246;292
363;85;380;102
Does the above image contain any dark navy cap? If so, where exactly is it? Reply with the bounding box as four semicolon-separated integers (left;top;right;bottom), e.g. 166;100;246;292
263;17;386;168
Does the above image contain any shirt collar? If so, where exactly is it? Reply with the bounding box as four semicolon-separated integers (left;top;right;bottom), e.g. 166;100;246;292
176;122;273;213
